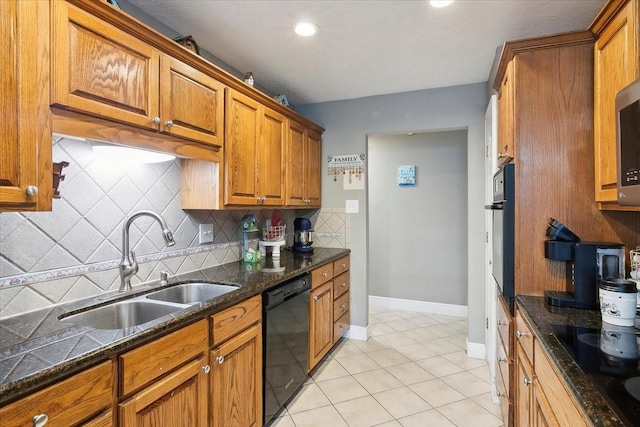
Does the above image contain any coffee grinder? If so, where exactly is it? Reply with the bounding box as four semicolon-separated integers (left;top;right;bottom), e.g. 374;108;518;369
543;219;624;309
293;217;314;254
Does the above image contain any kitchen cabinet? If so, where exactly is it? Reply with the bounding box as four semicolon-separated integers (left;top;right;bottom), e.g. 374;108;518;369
210;296;262;427
495;295;513;425
514;310;589;427
591;0;640;210
286;120;322;207
119;320;209;426
52;1;224;149
0;0;52;212
224;89;286;206
0;361;113;426
496;60;515;166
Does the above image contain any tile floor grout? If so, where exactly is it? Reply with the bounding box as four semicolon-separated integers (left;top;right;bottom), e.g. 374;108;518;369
270;306;504;427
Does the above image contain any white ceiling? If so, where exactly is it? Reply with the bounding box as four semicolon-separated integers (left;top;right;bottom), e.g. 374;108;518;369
127;0;606;105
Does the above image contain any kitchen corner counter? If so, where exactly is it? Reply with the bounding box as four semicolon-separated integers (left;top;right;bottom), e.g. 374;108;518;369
516;295;636;427
0;247;349;405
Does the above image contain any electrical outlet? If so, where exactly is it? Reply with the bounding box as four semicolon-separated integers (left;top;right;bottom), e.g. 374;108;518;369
346;200;359;213
199;224;214;244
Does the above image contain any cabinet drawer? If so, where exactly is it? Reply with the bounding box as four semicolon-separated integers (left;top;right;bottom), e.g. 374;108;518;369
333;291;350;320
333;271;350;299
0;361;113;426
496;368;512;424
497;339;511;397
212;295;261;346
333;256;350;276
333;310;350;344
515;310;534;364
497;295;512;358
534;341;589;427
311;264;334;288
120;320;208;396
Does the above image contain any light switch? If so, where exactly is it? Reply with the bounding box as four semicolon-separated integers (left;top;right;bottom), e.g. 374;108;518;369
346;200;359;213
199;224;214;244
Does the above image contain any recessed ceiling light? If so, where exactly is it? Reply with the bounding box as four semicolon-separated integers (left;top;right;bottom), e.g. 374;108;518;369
430;0;454;7
295;22;317;37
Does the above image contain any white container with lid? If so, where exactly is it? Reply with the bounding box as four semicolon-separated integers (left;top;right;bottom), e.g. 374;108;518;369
598;278;638;327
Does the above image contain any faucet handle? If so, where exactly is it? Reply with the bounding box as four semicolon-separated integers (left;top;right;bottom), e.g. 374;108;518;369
160;271;170;285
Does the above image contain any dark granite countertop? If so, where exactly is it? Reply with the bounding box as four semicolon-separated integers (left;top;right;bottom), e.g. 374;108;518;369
516;295;638;427
0;248;349;406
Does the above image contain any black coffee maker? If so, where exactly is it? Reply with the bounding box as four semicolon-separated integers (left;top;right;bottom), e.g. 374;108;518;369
544;219;624;309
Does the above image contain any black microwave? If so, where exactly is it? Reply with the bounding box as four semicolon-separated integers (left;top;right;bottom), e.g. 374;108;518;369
616;77;640;205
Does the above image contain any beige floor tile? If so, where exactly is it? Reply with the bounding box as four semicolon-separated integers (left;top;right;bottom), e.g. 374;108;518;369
415;356;464;377
316;375;370;403
436;399;504;427
370;322;398;336
337;353;383;374
448;320;468;333
352;336;390;353
443;350;489;370
375;333;416;348
394;343;436;361
430;314;465;324
385;318;418;332
394;310;423;319
445;333;468;349
270;414;296;427
312;358;351;382
422;337;460;355
353;368;403;394
440;371;493;397
373;312;404;322
385;362;435;385
374;421;403;427
369;305;387;315
409;378;466;407
467;365;492;383
290;405;349;427
332;340;364;358
400;328;439;343
472;392;504;420
406;315;441;328
367;348;410;367
373;386;432;419
334;395;394;427
286;382;331;414
424;324;459;338
397;409;456;427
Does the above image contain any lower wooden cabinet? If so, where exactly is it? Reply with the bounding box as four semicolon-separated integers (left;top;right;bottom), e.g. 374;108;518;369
309;280;334;370
0;361;113;427
515;345;534;427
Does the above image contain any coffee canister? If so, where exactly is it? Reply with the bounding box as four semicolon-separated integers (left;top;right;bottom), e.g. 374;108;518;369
599;278;638;327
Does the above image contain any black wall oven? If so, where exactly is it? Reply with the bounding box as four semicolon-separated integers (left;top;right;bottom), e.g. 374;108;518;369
486;163;515;311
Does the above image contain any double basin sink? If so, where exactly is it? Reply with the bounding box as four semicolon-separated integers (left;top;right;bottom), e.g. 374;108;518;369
59;282;239;330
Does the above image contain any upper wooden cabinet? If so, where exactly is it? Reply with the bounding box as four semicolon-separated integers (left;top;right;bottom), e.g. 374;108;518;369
225;89;286;206
52;2;224;149
591;0;639;209
0;0;52;212
496;60;515;166
286;120;322;207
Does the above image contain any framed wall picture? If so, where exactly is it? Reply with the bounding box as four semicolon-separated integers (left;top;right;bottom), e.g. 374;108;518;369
398;165;416;186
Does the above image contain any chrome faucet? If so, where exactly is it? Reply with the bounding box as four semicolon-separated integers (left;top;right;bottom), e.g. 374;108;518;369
119;211;176;292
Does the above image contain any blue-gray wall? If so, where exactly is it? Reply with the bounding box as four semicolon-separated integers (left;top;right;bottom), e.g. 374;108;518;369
297;83;488;344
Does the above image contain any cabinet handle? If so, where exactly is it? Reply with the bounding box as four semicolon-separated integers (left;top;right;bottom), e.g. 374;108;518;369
216;356;224;364
202;365;211;374
523;378;532;386
516;330;529;339
313;289;331;300
25;185;38;196
151;116;161;125
32;414;48;427
340;303;347;313
165;120;174;128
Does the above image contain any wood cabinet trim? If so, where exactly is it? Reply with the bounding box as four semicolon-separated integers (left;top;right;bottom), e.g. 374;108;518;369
590;0;632;36
211;295;262;346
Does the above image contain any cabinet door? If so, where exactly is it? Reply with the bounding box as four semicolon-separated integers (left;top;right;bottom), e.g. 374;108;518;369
258;108;286;205
515;346;534;427
210;323;263;427
309;281;333;370
286;120;307;206
51;1;160;130
532;380;559;427
159;55;224;148
497;60;515;165
119;357;209;427
305;129;322;207
594;0;637;203
225;89;261;205
0;0;52;211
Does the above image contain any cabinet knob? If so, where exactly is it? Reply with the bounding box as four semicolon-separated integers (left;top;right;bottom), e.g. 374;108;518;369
340;303;347;313
496;390;505;398
341;263;346;268
497;320;506;326
25;185;38;196
516;330;528;339
322;272;327;277
523;378;532;386
497;356;506;364
202;365;211;374
497;152;506;158
33;414;48;427
151;116;161;125
165;120;174;128
216;356;224;364
340;282;347;288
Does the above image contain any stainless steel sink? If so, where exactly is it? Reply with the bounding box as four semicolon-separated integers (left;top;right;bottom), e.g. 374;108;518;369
145;282;239;304
59;300;184;330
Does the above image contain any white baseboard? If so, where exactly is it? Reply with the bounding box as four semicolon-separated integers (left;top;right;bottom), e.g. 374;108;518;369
344;325;368;341
466;338;485;360
369;295;468;317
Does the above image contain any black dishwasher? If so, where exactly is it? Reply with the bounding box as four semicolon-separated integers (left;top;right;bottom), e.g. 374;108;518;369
263;274;310;425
